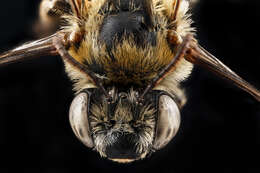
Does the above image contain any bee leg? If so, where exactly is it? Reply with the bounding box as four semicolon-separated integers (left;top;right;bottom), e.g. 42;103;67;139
34;0;71;37
149;34;260;102
184;36;260;102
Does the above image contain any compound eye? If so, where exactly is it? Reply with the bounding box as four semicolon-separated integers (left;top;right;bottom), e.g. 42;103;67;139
69;92;94;148
153;95;181;150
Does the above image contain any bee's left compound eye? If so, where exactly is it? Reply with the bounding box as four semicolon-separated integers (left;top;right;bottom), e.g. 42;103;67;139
153;95;181;150
69;92;94;148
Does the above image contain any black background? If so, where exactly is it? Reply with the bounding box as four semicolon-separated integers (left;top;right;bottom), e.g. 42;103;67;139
0;0;259;173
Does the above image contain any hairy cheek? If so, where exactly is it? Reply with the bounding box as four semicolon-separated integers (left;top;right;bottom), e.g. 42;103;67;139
92;135;107;156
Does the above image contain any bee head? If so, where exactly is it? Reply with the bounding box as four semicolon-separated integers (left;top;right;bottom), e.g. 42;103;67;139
66;0;185;163
69;88;181;163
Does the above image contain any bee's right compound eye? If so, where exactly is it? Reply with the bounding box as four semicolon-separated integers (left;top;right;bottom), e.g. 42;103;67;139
69;92;94;148
153;95;181;150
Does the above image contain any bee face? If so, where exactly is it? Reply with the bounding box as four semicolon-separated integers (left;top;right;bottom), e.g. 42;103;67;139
69;88;181;163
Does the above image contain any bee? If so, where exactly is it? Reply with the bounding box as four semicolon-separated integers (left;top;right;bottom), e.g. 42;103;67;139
0;0;259;163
